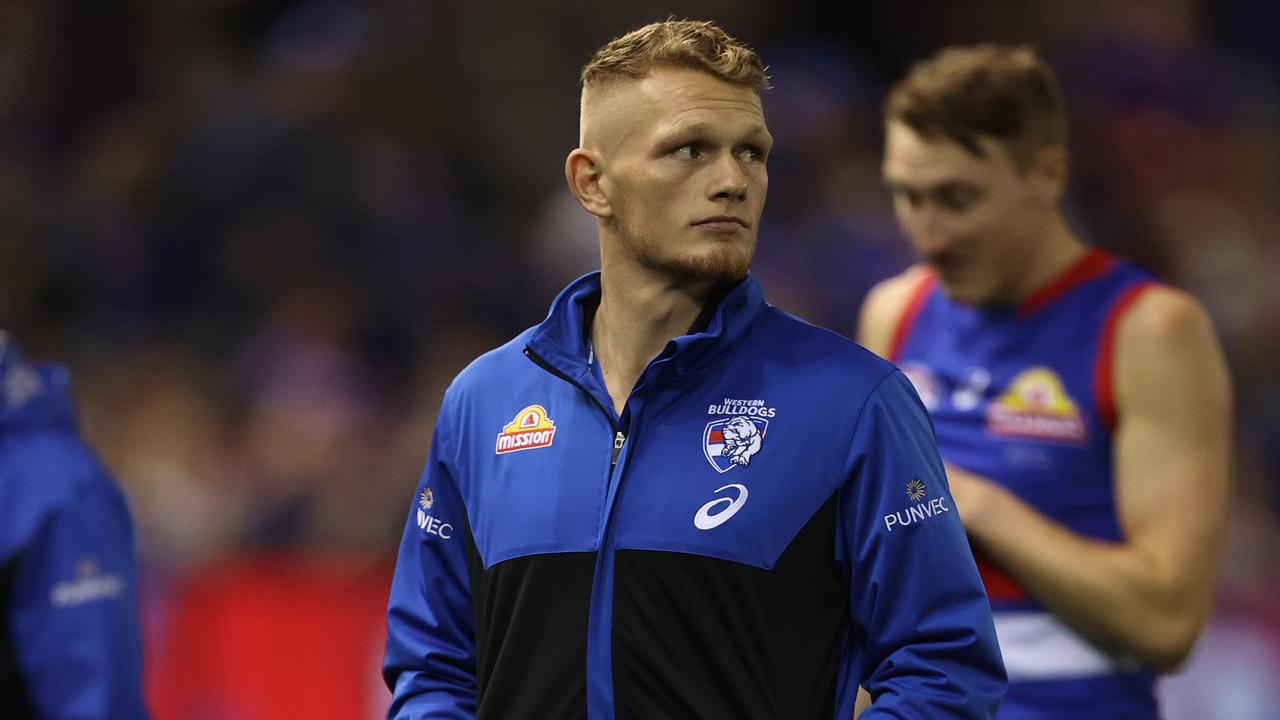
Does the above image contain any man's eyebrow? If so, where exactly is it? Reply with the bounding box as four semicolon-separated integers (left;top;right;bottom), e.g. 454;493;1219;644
883;177;922;192
657;121;771;141
883;178;974;192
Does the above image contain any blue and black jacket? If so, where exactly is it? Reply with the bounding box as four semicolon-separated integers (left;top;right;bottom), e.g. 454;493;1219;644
384;273;1006;719
0;335;147;719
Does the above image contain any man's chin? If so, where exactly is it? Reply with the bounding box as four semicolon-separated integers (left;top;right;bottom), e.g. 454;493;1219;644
671;250;751;284
938;277;1002;307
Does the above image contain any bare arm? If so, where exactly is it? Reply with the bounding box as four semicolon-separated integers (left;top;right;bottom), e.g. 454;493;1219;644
949;286;1232;670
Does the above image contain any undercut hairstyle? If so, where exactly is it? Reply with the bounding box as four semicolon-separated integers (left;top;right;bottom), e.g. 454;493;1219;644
581;19;769;93
885;44;1066;172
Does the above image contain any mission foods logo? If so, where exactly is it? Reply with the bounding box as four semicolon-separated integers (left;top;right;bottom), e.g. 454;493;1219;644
986;367;1086;444
496;404;557;454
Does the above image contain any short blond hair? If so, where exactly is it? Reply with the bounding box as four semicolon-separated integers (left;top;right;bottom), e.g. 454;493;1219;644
581;19;769;93
886;44;1065;172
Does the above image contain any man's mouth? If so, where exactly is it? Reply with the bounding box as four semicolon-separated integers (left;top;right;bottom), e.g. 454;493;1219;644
693;216;749;232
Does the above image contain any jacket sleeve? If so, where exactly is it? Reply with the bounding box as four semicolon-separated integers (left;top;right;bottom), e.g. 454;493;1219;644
384;398;478;719
839;370;1007;718
9;467;148;719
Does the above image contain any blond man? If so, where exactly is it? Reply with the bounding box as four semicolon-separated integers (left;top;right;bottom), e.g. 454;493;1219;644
385;21;1006;719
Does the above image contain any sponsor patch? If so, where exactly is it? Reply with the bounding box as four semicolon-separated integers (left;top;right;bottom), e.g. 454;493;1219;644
986;367;1086;444
883;480;952;532
414;487;453;539
495;404;557;455
50;556;124;608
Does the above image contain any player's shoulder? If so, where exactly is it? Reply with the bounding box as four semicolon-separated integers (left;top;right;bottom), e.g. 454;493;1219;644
1110;283;1232;423
1116;284;1217;353
754;307;922;427
864;264;934;305
858;264;934;358
758;305;898;385
3;428;105;490
0;428;118;549
443;327;539;400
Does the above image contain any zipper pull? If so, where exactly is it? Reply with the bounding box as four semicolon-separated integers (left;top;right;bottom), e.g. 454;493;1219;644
611;431;625;467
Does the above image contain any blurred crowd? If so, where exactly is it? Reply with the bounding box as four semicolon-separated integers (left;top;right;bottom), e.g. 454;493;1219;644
1;0;1277;717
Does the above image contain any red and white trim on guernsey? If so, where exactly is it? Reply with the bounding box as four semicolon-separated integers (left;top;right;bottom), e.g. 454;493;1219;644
887;270;938;364
994;611;1142;680
1017;248;1118;318
1093;280;1159;435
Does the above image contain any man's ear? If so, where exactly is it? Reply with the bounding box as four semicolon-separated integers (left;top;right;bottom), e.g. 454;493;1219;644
1031;144;1068;203
565;148;612;219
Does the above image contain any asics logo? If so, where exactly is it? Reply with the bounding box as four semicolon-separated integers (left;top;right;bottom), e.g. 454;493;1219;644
694;484;748;530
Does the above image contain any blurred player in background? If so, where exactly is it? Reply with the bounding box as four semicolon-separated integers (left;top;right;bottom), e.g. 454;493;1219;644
0;332;148;718
857;44;1232;718
384;19;1006;720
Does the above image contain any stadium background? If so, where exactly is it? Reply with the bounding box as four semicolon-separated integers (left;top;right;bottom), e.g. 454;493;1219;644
2;0;1277;717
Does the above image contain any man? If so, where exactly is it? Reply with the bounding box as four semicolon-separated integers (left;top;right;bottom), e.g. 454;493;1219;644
858;44;1231;718
385;20;1006;719
0;332;148;718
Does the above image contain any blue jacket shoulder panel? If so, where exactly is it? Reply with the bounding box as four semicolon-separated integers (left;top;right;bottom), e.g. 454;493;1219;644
752;304;899;401
0;337;149;719
0;431;106;557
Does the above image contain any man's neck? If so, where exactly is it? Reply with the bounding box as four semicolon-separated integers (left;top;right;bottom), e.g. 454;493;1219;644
1006;213;1089;305
591;258;721;416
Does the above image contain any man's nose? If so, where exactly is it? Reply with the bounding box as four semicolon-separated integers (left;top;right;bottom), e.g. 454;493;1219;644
711;155;748;201
905;206;951;255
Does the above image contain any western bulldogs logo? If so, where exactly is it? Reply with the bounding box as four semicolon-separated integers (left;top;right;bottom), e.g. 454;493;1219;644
703;416;768;473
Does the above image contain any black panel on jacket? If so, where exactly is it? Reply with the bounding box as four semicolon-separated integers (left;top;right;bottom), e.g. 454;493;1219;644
611;496;845;720
0;553;36;720
467;531;594;720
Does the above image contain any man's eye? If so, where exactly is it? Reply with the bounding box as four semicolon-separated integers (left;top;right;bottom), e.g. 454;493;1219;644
894;188;924;207
673;145;701;160
740;146;764;162
937;187;983;211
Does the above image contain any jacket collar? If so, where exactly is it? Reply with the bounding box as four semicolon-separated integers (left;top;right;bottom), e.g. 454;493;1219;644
527;271;766;382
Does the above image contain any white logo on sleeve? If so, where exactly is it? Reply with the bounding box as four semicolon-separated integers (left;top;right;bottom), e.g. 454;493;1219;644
415;486;453;540
883;478;951;532
694;484;749;530
50;556;125;608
